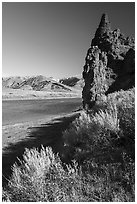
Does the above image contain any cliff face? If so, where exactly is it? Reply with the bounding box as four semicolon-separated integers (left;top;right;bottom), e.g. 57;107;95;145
82;13;135;109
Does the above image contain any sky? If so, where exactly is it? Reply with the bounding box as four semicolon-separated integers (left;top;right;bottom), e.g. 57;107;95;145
2;2;135;79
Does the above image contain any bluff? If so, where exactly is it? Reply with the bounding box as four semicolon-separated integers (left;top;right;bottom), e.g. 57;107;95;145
82;13;135;109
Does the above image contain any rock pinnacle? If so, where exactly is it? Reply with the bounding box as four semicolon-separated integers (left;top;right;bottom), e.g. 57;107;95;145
91;13;111;46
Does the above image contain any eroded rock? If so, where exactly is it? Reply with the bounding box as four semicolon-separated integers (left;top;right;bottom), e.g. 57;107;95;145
82;13;135;109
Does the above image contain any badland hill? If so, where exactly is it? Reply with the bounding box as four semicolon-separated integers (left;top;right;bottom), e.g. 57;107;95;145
2;75;76;92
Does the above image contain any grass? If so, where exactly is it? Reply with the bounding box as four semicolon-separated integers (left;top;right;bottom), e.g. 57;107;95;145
3;88;135;202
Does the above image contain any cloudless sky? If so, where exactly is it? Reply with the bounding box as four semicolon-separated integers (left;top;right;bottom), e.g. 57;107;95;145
2;2;135;79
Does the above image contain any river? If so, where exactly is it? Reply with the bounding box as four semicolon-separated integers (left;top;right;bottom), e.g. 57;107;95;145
2;98;82;126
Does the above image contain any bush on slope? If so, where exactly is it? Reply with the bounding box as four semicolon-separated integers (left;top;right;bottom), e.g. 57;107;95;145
3;88;135;202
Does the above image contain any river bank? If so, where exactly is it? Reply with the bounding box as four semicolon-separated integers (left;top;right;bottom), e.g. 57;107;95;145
2;111;81;187
2;87;82;101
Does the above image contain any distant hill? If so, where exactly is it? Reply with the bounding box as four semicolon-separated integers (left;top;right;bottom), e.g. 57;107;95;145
2;75;77;92
59;77;84;90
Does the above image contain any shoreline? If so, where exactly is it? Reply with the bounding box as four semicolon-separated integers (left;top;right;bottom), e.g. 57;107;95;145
2;89;82;101
2;111;81;150
2;95;82;101
2;111;81;187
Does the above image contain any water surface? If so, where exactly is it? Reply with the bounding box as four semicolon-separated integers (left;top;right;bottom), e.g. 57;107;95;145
2;98;82;126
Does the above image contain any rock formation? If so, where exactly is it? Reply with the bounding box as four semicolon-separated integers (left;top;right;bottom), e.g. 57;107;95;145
82;13;135;109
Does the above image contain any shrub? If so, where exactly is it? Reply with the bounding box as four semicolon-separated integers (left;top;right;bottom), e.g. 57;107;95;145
106;88;135;158
3;88;134;202
82;153;135;202
3;146;101;202
62;88;135;201
93;103;120;133
63;102;121;163
3;146;135;202
63;111;102;162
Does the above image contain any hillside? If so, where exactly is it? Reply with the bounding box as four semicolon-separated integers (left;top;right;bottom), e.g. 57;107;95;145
59;77;84;90
2;75;82;100
3;75;74;92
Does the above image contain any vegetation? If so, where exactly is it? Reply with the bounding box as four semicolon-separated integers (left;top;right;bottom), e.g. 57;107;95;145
3;88;135;202
3;147;88;202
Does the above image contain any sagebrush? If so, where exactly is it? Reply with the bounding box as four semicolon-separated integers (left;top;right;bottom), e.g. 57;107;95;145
3;88;135;202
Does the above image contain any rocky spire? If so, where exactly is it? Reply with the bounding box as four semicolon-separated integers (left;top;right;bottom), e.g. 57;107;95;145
98;13;111;34
91;13;111;47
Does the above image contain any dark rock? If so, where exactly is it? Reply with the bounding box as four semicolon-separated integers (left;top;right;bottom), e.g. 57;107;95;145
59;77;80;87
82;14;135;109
